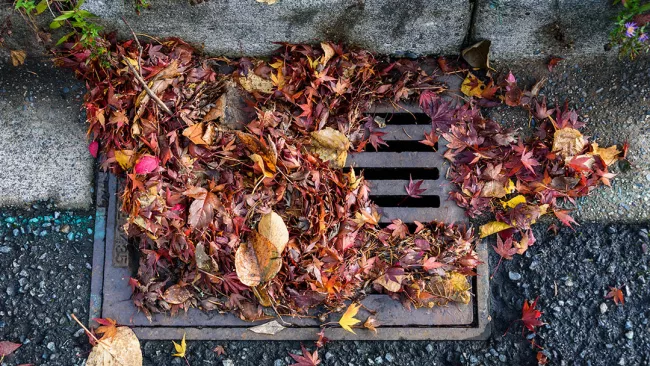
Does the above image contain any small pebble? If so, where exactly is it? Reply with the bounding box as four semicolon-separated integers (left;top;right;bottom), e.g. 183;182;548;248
425;344;434;353
0;246;11;254
625;331;634;339
499;354;507;362
385;353;394;362
600;303;608;314
509;271;522;281
222;360;235;366
47;342;55;351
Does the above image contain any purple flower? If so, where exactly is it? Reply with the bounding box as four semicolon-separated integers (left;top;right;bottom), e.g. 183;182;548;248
625;22;637;37
640;33;649;42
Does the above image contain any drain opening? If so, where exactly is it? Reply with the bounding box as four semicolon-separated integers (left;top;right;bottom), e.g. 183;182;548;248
351;167;439;180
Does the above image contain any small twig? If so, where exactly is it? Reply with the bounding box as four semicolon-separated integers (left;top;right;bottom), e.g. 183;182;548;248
122;56;173;116
119;17;172;116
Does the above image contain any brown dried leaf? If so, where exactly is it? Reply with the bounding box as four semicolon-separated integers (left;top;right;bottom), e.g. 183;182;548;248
249;320;286;335
10;50;26;67
461;40;490;70
552;128;586;157
239;72;274;94
86;327;142;366
590;143;620;166
310;127;350;168
195;242;218;273
235;231;282;287
258;211;289;253
185;187;219;229
320;42;335;66
203;94;226;122
183;123;208;145
236;132;277;172
363;316;380;333
163;284;192;305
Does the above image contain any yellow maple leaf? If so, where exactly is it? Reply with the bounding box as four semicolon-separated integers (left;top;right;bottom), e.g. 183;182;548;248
479;221;512;238
501;195;526;209
460;72;485;98
338;303;362;334
172;333;187;358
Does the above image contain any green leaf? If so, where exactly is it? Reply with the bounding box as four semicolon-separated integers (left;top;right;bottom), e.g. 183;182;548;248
55;31;75;46
52;11;74;22
35;0;48;15
76;10;97;18
49;20;62;29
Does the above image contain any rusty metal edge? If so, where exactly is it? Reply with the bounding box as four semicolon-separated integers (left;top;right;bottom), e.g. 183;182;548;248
89;171;108;324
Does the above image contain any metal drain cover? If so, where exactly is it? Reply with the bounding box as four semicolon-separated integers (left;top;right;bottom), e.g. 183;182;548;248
89;106;490;340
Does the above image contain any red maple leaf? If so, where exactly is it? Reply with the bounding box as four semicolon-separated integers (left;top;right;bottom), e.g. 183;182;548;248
520;148;540;174
419;130;439;148
387;219;409;239
537;351;549;365
493;235;518;260
553;209;578;229
521;297;545;333
368;130;388;151
405;175;427;198
605;286;625;306
289;344;321;366
547;56;563;72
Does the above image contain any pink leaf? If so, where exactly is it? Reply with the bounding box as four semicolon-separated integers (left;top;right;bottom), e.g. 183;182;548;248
0;341;21;356
88;141;99;158
135;155;159;174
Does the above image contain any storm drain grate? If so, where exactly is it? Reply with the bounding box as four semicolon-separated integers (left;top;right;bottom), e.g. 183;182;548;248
89;105;490;340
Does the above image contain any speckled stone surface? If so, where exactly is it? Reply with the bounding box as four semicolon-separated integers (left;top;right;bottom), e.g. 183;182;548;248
0;60;93;209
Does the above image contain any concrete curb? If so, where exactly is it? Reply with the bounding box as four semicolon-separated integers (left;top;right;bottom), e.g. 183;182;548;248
1;0;621;60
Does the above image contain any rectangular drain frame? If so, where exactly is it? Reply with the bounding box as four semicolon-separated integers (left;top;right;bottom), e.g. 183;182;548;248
89;106;491;341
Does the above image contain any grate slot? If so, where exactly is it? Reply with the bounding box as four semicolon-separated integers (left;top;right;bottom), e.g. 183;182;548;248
354;167;439;180
346;151;444;168
367;179;444;196
368;124;433;141
366;112;430;125
370;195;441;208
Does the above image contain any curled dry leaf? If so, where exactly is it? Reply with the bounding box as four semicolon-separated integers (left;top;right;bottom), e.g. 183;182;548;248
258;211;289;253
552;128;586;157
10;50;26;67
363;316;380;333
309;127;350;168
86;327;142;366
239;72;274;94
235;231;282;287
248;320;286;335
320;42;336;66
195;242;218;272
590;143;620;166
461;40;491;70
183;123;208;145
184;187;219;229
236;132;277;172
203;94;226;122
163;284;193;305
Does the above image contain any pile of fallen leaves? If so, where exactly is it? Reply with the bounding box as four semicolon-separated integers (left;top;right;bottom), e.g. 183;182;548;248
56;38;478;322
420;69;623;262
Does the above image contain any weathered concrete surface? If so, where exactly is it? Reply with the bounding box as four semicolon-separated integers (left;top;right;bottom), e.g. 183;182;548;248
82;0;471;57
472;0;619;59
0;60;93;208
